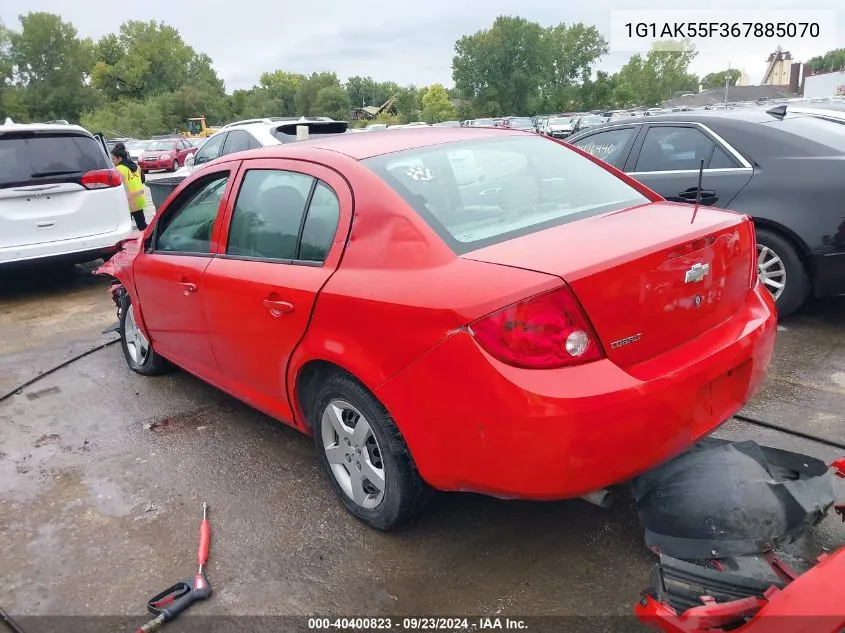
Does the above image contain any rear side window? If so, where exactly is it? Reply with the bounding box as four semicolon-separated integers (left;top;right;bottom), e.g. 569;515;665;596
634;126;715;172
0;132;109;189
363;135;649;255
227;170;340;263
571;127;637;168
222;130;252;155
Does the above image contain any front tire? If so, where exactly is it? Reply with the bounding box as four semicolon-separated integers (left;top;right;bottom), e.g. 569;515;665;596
755;227;810;319
119;293;172;376
170;159;179;172
312;372;430;531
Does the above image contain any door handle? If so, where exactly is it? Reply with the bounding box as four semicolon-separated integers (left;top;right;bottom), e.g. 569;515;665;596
678;188;716;200
179;281;197;295
263;299;294;317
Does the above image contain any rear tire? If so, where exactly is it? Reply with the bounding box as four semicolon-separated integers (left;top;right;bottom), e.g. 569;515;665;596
119;293;173;376
755;227;810;319
311;371;430;531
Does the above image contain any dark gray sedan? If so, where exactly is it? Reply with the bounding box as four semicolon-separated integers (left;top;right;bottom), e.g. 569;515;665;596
567;107;845;317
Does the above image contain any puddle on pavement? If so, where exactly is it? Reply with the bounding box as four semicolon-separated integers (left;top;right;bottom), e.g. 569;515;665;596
142;407;216;436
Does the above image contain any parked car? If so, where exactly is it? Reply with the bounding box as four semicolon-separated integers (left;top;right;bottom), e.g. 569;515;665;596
544;116;575;138
125;139;153;162
98;126;776;530
1;122;132;267
468;118;497;127
139;138;196;173
175;118;349;181
432;120;462;127
502;117;535;131
567;106;845;317
572;114;606;134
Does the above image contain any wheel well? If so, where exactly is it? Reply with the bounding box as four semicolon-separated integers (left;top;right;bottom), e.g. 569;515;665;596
296;360;371;433
753;219;815;289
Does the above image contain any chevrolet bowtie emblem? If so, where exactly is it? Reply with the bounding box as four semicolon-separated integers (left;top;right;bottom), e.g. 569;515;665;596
684;263;710;284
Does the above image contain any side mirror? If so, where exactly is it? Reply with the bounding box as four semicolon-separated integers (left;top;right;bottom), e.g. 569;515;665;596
185;153;195;168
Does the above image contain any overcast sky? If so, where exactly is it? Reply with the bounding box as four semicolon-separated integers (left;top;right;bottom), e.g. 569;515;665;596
2;0;843;93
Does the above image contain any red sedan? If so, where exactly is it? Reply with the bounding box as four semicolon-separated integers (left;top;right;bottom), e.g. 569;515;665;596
138;138;195;172
98;127;777;530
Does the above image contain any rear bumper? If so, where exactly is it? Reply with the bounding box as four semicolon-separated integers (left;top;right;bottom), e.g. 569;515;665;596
375;285;777;499
0;221;134;266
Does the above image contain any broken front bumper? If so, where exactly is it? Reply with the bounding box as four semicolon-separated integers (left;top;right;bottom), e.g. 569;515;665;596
634;449;845;632
636;546;845;633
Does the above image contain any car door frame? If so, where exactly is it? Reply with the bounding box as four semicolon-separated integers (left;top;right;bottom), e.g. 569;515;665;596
130;159;244;382
203;156;354;426
622;121;753;175
567;123;644;170
620;121;755;207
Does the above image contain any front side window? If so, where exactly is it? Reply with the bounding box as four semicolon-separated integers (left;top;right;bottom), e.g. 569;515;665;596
194;133;227;165
156;174;229;253
571;128;637;168
363;135;649;255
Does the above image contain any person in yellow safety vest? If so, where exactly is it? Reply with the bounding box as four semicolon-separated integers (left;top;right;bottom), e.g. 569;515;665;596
110;142;148;230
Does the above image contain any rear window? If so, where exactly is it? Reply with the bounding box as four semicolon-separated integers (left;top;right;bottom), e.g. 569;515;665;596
0;132;109;189
362;135;649;255
767;116;845;152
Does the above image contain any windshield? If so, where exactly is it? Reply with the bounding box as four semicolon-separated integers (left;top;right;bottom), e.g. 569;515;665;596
187;120;203;135
362;135;648;255
147;141;177;152
549;118;572;125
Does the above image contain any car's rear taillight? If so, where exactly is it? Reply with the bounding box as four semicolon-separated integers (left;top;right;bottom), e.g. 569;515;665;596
81;169;122;189
469;286;605;369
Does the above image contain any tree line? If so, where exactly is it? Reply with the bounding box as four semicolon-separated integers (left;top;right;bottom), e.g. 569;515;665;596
1;13;842;138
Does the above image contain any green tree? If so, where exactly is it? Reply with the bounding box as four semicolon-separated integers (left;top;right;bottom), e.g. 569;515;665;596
453;16;547;115
455;100;473;121
579;71;617;110
260;70;305;116
540;23;608;111
394;85;422;123
420;84;457;123
295;71;341;115
806;48;845;73
314;85;351;120
0;22;14;119
81;96;166;138
701;69;741;90
613;40;698;107
8;13;98;122
91;21;223;102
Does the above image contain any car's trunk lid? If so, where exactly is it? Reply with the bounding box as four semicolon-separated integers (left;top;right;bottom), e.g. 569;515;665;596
462;202;755;368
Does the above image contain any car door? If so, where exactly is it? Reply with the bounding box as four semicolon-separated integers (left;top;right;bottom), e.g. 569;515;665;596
568;125;641;169
132;163;238;383
202;158;351;424
622;123;753;208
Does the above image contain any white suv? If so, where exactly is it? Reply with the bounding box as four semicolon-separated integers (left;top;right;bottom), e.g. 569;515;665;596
0;122;133;266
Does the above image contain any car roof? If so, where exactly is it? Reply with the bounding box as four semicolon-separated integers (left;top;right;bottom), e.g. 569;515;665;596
233;126;519;161
0;122;94;135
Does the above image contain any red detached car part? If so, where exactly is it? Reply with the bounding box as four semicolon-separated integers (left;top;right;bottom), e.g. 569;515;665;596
636;455;845;632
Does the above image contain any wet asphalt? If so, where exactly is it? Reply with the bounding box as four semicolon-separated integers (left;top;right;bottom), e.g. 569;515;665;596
0;260;843;627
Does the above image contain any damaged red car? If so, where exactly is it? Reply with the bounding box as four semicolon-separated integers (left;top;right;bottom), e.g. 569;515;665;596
97;127;777;530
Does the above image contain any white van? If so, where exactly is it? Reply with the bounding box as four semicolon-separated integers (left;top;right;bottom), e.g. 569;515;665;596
0;122;133;266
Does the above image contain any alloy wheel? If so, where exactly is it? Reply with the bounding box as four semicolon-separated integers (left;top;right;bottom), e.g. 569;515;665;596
756;243;787;302
125;306;150;365
320;399;386;508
